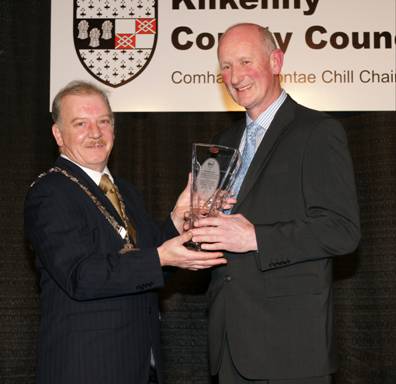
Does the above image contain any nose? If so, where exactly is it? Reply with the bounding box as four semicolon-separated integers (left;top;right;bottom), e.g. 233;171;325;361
88;121;102;138
230;66;243;86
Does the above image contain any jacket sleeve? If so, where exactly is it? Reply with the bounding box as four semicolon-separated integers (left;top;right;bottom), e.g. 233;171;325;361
254;118;361;270
24;178;165;300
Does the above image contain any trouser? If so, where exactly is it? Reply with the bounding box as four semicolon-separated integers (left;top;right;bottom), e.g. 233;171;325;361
148;365;159;384
218;337;332;384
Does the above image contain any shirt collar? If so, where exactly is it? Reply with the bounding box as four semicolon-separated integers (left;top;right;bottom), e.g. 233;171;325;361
60;154;113;186
245;89;287;129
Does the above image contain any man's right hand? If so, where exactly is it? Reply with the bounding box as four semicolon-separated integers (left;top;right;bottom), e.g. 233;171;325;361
158;231;227;271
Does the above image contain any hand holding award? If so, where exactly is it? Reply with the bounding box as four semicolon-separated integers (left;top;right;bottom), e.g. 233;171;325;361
187;143;240;250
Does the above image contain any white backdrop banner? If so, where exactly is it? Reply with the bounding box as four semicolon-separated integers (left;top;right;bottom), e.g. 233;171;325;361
51;0;396;111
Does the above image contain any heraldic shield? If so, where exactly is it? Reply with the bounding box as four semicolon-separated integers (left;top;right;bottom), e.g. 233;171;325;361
74;0;158;88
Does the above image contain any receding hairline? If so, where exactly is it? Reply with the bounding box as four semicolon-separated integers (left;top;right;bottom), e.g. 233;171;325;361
51;80;114;125
218;23;278;57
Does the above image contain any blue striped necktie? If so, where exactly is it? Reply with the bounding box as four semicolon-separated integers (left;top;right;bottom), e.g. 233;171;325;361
232;122;264;197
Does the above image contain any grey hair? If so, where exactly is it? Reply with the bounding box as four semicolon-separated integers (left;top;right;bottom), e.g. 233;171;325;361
51;80;114;125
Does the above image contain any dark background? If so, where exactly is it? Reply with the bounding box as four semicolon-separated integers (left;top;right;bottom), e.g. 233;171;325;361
1;1;395;383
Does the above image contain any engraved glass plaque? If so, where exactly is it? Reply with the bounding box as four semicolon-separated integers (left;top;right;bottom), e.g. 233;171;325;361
187;143;240;250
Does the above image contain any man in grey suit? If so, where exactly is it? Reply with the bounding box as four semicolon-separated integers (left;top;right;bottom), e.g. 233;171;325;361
24;81;227;384
191;23;361;384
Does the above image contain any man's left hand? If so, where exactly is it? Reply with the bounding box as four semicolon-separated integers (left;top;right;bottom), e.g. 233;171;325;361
190;213;258;253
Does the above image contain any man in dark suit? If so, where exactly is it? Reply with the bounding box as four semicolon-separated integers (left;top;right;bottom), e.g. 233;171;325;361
24;81;226;384
190;23;361;383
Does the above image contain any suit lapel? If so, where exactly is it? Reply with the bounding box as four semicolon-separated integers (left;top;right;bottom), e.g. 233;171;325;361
55;157;123;223
235;96;297;209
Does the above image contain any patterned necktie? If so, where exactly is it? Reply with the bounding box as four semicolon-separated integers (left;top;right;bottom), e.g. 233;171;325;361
232;122;264;197
99;174;136;244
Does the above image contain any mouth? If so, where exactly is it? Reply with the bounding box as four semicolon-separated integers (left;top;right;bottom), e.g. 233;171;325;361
234;84;252;94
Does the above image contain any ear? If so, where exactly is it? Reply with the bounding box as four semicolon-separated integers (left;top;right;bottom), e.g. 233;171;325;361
52;124;64;147
270;49;284;75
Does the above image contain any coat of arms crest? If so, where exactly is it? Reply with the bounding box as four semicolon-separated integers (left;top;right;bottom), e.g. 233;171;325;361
74;0;157;87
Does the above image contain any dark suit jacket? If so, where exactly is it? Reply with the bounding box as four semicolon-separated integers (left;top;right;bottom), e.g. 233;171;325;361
24;157;177;384
207;96;361;379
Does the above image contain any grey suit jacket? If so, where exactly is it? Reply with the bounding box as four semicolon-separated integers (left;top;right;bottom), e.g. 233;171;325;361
207;95;361;379
24;157;177;384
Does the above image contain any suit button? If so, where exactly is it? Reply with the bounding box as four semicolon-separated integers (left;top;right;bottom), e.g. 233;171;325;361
224;275;232;282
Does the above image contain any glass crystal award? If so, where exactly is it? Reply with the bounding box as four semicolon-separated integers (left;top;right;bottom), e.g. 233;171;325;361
187;143;241;250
